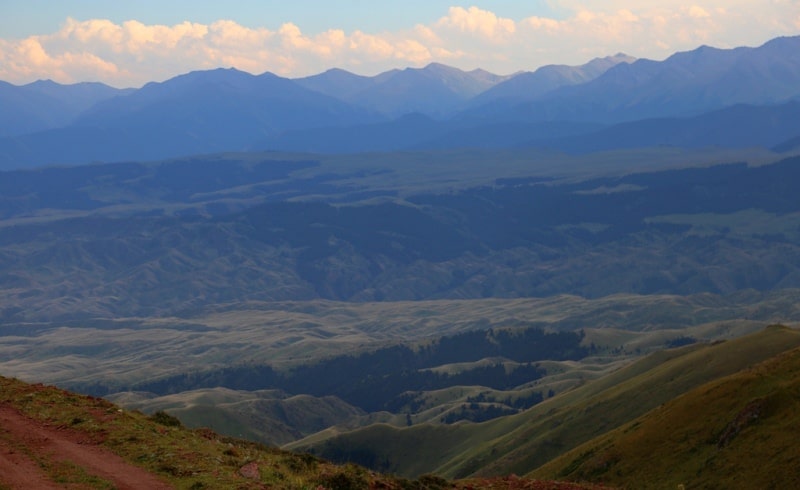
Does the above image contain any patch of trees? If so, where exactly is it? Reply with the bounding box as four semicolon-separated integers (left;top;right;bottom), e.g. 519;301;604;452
441;403;518;424
466;391;544;410
318;362;544;412
409;156;800;250
667;336;697;348
438;390;547;424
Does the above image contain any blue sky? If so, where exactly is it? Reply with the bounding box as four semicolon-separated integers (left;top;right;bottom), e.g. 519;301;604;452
1;1;798;86
1;1;561;39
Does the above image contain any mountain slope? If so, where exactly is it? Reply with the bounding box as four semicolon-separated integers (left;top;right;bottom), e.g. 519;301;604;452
773;132;800;153
3;37;800;167
291;326;800;478
0;79;129;138
533;327;800;488
469;53;635;108
75;67;376;132
344;63;510;117
297;63;509;118
294;67;386;99
0;375;603;489
267;100;800;154
0;68;380;168
537;100;800;153
108;387;366;446
488;35;800;123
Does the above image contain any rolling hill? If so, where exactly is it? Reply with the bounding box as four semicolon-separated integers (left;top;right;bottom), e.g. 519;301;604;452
3;151;800;323
533;327;800;488
291;326;800;479
0;374;606;489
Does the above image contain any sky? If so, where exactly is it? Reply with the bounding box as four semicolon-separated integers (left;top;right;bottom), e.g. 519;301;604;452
1;1;799;87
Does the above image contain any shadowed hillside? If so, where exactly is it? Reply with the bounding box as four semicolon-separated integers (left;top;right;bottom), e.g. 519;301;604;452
3;152;800;323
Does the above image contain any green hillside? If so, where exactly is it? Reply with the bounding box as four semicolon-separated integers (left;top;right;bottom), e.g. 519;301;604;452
108;388;365;446
533;327;800;488
292;326;800;479
0;374;605;490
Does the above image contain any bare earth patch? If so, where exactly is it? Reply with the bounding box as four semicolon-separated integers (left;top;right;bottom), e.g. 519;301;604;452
0;403;172;489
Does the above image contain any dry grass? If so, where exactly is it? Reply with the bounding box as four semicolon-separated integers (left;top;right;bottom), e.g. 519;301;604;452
291;326;800;480
534;327;800;488
3;290;798;391
0;375;607;489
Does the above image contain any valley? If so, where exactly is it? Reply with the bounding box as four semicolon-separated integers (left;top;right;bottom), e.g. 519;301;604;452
2;144;800;487
2;33;800;488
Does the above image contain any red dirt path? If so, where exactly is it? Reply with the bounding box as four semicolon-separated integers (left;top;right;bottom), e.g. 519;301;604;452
0;403;172;489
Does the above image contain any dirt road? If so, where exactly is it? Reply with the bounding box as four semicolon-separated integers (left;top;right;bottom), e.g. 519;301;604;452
0;404;172;489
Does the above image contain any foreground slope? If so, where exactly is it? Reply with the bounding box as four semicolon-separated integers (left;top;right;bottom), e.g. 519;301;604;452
534;326;800;488
292;326;800;479
0;375;607;490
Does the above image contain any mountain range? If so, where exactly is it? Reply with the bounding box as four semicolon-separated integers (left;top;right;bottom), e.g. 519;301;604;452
2;35;800;169
4;33;800;490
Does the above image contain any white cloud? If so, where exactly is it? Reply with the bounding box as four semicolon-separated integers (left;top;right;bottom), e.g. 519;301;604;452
688;5;711;19
348;30;395;59
436;6;516;41
0;2;798;86
394;39;432;64
208;20;273;49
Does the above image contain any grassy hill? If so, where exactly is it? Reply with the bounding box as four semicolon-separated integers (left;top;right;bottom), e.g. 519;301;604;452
3;290;797;453
0;374;607;490
533;327;800;488
291;326;800;479
108;388;366;446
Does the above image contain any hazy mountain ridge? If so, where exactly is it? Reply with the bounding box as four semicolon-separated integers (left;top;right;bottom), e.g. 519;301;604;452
496;35;800;123
263;99;800;154
2;35;800;168
0;78;130;138
297;63;514;117
467;53;636;108
539;100;800;154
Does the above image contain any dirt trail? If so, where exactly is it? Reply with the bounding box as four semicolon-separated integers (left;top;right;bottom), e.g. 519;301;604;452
0;404;173;489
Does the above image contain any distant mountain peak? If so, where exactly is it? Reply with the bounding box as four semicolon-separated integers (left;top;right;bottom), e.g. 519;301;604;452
422;62;453;70
3;34;800;164
468;53;636;108
607;53;636;62
318;67;358;76
28;79;60;87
